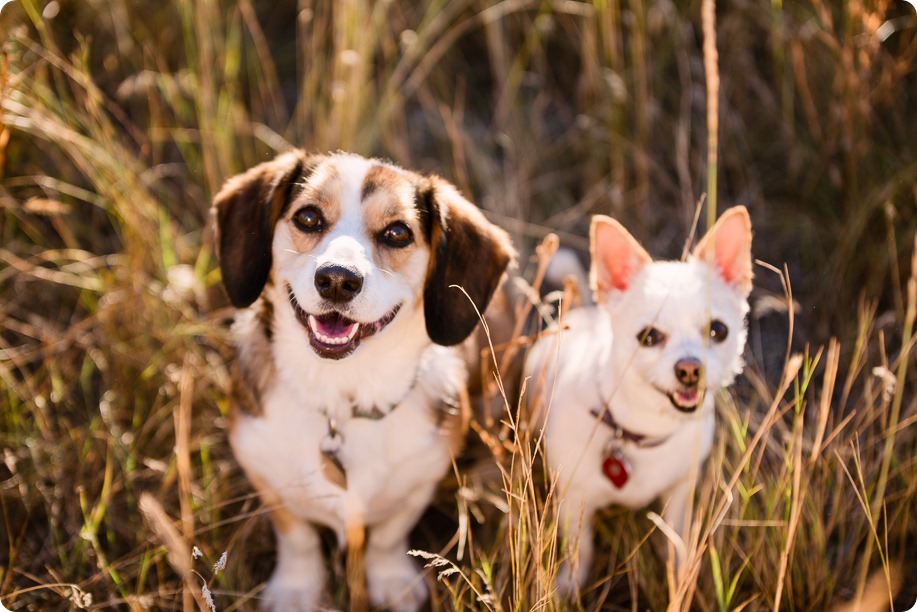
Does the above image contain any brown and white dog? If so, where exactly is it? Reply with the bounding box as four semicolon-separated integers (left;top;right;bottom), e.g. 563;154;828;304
213;150;514;610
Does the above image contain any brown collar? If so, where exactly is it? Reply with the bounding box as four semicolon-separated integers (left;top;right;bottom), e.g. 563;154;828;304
589;407;671;449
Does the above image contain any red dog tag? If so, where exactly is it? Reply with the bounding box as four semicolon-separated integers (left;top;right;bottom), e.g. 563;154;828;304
602;451;630;488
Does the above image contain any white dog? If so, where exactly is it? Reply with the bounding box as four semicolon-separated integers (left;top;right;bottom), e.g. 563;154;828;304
525;206;752;594
213;150;514;610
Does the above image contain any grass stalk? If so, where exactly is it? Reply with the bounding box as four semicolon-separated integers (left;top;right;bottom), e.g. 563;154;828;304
1;1;915;609
702;0;719;230
855;233;917;603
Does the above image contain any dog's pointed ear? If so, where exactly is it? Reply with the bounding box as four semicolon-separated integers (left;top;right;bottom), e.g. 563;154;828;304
212;150;315;308
692;205;753;296
590;214;652;297
420;178;515;346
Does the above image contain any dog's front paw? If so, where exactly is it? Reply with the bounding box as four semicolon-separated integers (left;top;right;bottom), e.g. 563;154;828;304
259;575;323;612
365;553;427;612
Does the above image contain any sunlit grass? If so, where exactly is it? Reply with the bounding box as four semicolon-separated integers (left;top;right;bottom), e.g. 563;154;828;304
1;0;915;610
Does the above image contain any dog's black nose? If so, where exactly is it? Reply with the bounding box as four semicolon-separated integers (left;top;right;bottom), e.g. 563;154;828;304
675;357;702;386
315;264;363;303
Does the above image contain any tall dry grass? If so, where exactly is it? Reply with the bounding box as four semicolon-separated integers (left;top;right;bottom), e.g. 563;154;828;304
1;0;915;610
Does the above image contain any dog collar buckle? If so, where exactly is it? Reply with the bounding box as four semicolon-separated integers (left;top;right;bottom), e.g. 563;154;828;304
590;406;669;448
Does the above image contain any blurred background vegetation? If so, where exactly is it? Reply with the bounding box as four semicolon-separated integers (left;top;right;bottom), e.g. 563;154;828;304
1;0;915;609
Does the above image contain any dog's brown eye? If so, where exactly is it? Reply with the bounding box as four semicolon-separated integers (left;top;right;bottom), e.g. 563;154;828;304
379;221;413;248
709;319;729;343
293;206;324;233
637;327;666;347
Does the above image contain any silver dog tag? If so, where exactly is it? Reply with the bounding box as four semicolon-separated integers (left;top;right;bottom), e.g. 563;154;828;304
320;419;347;490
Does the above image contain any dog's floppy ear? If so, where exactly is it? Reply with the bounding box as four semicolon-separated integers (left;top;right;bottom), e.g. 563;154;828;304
589;214;652;297
692;205;753;296
213;150;315;308
421;178;515;346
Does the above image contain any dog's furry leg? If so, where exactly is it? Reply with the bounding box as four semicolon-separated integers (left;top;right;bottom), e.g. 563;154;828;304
260;511;326;611
246;474;327;610
661;480;691;574
363;484;436;612
555;497;595;598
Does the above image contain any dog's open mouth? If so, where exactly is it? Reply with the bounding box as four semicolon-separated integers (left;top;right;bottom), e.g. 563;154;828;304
287;286;401;360
655;385;702;413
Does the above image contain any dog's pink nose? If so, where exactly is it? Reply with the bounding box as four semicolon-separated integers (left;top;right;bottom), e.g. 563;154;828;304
315;264;363;303
675;357;702;386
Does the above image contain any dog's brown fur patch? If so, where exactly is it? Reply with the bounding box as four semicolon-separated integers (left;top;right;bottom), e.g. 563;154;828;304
283;163;346;254
360;164;405;202
421;177;515;346
214;150;318;308
227;303;277;418
360;166;429;282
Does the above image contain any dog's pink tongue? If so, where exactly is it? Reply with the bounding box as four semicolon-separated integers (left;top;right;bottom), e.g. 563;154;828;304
676;388;698;405
315;312;358;339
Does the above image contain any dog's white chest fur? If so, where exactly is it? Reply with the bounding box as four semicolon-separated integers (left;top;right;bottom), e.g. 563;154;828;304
536;308;715;509
536;308;714;508
230;293;463;535
230;350;460;535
